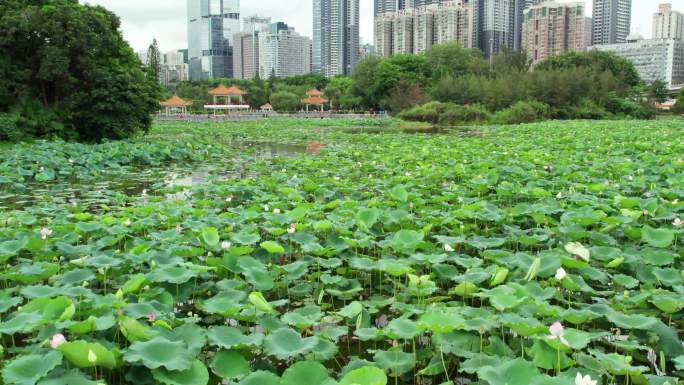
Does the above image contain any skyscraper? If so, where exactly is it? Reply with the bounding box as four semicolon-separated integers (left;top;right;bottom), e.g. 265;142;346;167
259;23;312;78
374;0;446;16
187;0;240;80
233;16;272;80
653;3;684;41
313;0;360;77
472;0;526;58
592;0;632;45
522;2;588;64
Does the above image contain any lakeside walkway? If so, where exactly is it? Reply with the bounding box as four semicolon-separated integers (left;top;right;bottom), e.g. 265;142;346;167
155;112;389;121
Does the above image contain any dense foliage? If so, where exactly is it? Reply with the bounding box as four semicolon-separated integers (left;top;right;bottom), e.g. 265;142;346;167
0;119;683;385
0;0;161;141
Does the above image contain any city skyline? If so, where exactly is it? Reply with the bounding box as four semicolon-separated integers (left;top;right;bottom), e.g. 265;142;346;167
85;0;679;52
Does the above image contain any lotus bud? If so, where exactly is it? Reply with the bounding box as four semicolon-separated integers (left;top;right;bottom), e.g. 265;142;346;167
87;349;97;364
50;333;66;349
115;289;123;299
273;208;281;214
221;241;231;250
555;267;567;280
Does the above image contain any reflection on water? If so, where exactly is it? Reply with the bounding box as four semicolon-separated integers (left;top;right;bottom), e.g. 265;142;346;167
0;140;312;211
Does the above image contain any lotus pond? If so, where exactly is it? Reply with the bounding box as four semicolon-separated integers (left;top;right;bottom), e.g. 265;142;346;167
0;118;683;385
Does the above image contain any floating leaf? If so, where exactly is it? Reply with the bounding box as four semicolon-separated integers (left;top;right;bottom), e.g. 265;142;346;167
124;337;193;371
263;328;317;360
260;241;285;254
339;366;387;385
1;351;62;385
152;359;209;385
281;361;337;385
641;226;674;248
210;351;250;379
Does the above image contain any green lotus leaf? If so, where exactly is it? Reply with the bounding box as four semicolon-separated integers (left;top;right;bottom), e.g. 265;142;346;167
210;351;250;379
1;351;62;385
390;230;423;252
372;349;414;376
281;361;337;385
339;366;387;385
57;340;119;369
124;337;193;371
478;358;541;385
69;315;116;335
231;232;261;245
356;208;380;230
281;305;322;329
237;257;274;291
674;356;684;371
200;227;220;248
21;296;75;322
263;328;318;360
641;248;675;266
641;226;674;248
0;238;28;262
260;241;285;254
528;340;573;370
148;265;198;284
588;349;649;375
388;185;409;202
418;310;465;333
606;312;658;330
121;274;147;294
0;312;43;335
385;318;420;340
152;359;209;385
236;371;280;385
37;369;99;385
157;323;207;357
202;290;246;316
207;326;263;349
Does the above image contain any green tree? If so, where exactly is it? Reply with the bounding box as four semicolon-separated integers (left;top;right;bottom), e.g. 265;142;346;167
673;88;684;113
351;56;383;109
0;0;161;141
648;80;668;104
270;91;301;112
426;42;486;78
146;38;162;82
536;51;641;90
325;76;357;111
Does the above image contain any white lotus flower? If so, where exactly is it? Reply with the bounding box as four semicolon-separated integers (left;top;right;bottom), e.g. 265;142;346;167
226;196;233;202
547;321;569;345
673;217;683;227
444;244;454;252
273;208;281;214
221;241;231;250
40;227;53;240
287;223;296;234
123;220;132;227
263;204;270;212
575;373;597;385
556;191;563;199
555;267;567;280
175;224;182;233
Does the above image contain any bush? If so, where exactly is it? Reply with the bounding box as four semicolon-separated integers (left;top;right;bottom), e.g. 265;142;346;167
605;95;656;120
0;113;19;141
398;102;490;125
270;92;301;112
568;99;610;120
492;101;551;125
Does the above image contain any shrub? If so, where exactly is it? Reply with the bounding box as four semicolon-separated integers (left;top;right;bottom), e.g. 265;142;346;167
398;102;490;125
605;95;656;119
492;101;551;124
569;99;610;120
270;92;302;112
0;113;19;141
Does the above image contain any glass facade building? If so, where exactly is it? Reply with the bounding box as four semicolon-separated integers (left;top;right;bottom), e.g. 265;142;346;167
187;0;240;80
313;0;360;77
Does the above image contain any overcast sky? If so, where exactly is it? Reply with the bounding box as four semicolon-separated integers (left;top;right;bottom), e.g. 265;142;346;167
85;0;683;53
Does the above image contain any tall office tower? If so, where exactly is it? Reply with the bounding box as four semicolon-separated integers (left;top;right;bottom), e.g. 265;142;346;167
187;0;241;80
313;0;360;77
259;23;312;78
653;3;684;41
522;2;587;64
233;15;272;80
592;0;632;45
472;0;526;58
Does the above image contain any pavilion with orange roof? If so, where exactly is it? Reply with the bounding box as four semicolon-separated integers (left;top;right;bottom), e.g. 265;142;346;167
159;94;192;116
302;89;329;112
205;84;250;114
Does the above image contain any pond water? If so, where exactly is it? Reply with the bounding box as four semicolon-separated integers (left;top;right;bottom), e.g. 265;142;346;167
0;141;312;211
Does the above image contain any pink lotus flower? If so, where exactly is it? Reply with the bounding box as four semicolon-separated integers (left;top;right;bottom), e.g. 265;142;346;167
50;333;66;348
148;312;157;323
547;321;569;345
40;227;53;240
175;224;182;233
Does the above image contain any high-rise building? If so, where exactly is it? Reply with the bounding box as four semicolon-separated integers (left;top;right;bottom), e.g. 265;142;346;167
233;15;272;80
259;23;312;78
374;1;471;57
472;0;527;58
522;2;587;64
592;36;684;89
187;0;240;80
313;0;360;77
161;50;190;85
653;3;684;41
592;0;631;45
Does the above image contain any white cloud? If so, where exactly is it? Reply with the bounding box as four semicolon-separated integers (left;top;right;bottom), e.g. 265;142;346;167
84;0;683;52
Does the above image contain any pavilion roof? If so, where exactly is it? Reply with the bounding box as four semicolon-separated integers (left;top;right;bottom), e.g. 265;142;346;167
306;89;324;96
160;94;192;107
302;96;329;105
209;84;247;95
260;103;273;110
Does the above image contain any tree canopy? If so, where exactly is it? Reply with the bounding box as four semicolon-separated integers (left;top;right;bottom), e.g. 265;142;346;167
0;0;161;141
